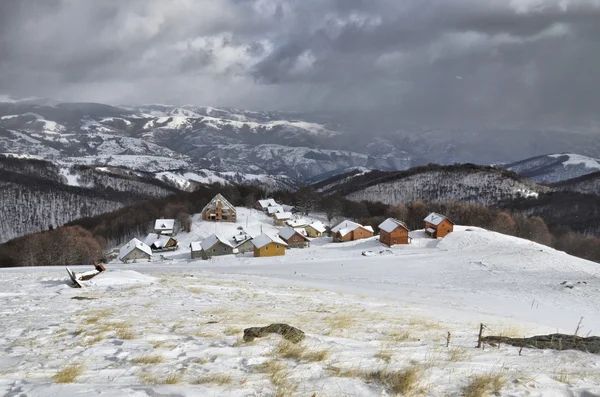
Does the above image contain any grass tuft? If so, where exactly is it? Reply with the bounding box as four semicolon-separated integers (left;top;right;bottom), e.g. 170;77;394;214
138;370;183;385
463;374;506;397
272;340;329;362
131;354;164;365
51;364;84;383
194;373;232;385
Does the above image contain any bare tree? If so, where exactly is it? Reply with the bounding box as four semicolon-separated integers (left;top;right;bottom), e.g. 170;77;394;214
490;212;517;236
321;198;342;223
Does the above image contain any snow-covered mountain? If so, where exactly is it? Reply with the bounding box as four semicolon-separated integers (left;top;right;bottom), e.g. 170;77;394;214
316;164;548;206
504;153;600;183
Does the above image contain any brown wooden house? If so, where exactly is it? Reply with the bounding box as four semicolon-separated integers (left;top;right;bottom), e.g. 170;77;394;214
378;218;411;246
202;193;237;222
331;220;374;242
278;226;310;248
424;212;454;238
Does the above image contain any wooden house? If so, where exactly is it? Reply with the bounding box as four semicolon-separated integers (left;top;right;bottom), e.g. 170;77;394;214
274;212;293;226
252;234;288;257
154;219;175;235
424;212;454;238
305;221;326;238
202;194;237;222
119;238;152;262
199;234;237;259
144;233;178;251
331;220;374;242
267;206;285;216
278;226;310;249
378;218;411;246
254;199;279;211
190;241;203;259
285;218;308;228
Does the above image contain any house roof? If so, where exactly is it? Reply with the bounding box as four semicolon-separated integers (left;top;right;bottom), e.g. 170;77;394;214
119;238;152;259
307;221;327;233
144;233;175;248
424;212;453;226
267;206;284;215
257;199;279;208
331;220;362;233
378;218;409;233
285;218;308;228
274;211;293;220
278;226;308;241
154;219;175;231
200;234;235;251
202;193;236;214
190;241;203;252
233;233;250;243
252;234;289;249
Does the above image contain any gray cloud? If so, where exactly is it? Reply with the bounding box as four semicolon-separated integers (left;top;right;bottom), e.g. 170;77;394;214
1;0;600;129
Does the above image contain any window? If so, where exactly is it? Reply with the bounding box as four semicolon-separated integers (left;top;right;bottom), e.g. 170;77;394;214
276;244;280;249
293;236;298;242
265;245;268;251
212;248;216;253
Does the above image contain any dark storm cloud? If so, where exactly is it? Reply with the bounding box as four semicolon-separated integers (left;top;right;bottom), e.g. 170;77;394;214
1;0;600;128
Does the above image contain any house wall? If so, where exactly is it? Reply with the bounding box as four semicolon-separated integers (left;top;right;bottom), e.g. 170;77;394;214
236;240;254;254
333;232;353;243
380;228;409;246
202;242;235;259
436;219;454;238
282;233;309;249
274;219;288;226
122;249;151;262
305;226;323;238
202;201;237;222
254;242;286;257
191;249;203;259
352;227;374;241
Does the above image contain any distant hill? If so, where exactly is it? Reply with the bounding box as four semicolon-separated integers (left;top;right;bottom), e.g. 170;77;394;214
504;153;600;183
549;170;600;196
314;164;548;206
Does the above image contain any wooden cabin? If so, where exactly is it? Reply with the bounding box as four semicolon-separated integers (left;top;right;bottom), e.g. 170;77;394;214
202;194;237;222
252;234;288;257
199;234;237;259
305;221;326;238
119;238;152;262
278;226;310;249
424;212;454;238
331;220;374;242
144;233;178;251
154;219;175;235
378;218;411;246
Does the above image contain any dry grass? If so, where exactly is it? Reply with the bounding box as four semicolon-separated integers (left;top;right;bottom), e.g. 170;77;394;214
447;347;472;362
385;329;414;342
255;359;296;396
81;335;105;346
188;287;205;294
375;350;393;363
463;374;506;397
325;314;356;329
272;341;329;363
223;327;242;336
51;363;84;383
194;373;232;385
138;371;183;385
131;354;164;365
364;366;422;395
112;322;135;340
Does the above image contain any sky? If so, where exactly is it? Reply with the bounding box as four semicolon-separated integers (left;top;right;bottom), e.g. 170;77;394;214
1;0;600;127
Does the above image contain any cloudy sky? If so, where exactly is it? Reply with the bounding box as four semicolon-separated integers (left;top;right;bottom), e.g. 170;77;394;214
1;0;599;126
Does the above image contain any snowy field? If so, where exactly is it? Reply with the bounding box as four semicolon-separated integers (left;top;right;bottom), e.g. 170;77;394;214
1;209;600;396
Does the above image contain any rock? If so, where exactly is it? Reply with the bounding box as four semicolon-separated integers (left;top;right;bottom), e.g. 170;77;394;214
71;296;97;300
243;323;305;343
482;333;600;354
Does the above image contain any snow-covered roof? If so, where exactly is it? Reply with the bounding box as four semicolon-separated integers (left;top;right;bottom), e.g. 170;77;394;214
307;221;327;233
144;233;160;246
426;227;436;234
285;218;308;228
252;234;289;249
154;219;175;231
274;211;293;220
267;206;284;215
331;220;362;233
119;238;152;259
201;234;235;251
364;226;374;233
424;212;452;226
378;218;409;233
202;193;236;214
278;226;308;240
190;241;203;252
233;233;250;243
282;204;295;212
257;199;279;209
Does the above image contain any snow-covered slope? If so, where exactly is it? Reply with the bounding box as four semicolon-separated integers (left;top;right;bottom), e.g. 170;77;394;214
2;223;600;396
318;165;547;206
505;153;600;183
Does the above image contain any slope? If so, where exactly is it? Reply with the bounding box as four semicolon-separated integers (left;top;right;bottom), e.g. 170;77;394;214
505;153;600;183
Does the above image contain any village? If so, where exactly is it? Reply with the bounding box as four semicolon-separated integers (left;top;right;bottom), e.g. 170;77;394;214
118;193;455;263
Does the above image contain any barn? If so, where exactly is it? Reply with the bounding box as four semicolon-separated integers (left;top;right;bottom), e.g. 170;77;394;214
424;212;454;238
331;220;374;242
202;194;237;222
378;218;411;246
278;226;310;248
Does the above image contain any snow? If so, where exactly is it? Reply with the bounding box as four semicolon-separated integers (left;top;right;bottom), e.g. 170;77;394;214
550;153;600;170
251;233;288;249
331;220;363;234
278;226;299;240
2;222;600;395
154;219;175;233
273;211;292;220
267;206;284;215
59;167;80;187
0;114;19;120
378;218;408;233
308;221;327;233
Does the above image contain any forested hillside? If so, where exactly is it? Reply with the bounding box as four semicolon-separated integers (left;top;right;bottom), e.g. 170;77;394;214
550;171;600;196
